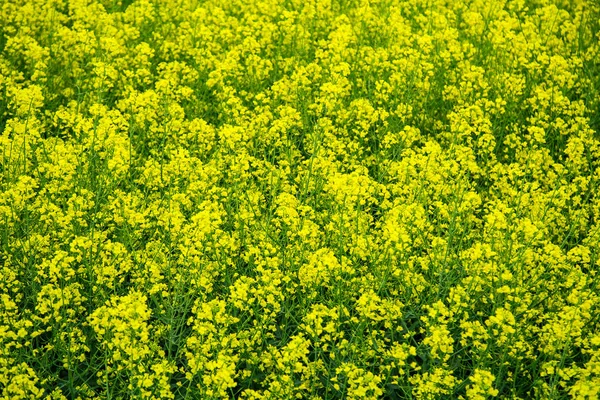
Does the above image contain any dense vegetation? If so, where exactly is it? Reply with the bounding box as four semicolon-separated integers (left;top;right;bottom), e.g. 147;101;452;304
1;0;599;398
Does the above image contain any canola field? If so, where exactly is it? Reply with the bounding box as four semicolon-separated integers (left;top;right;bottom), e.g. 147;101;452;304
1;0;600;399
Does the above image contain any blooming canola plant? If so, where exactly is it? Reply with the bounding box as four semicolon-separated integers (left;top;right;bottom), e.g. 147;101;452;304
0;0;599;398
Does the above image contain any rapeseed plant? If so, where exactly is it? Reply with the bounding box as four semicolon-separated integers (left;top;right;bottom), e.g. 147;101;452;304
1;0;599;398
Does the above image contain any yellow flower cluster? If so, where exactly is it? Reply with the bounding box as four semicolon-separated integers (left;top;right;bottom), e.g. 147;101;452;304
1;0;599;398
